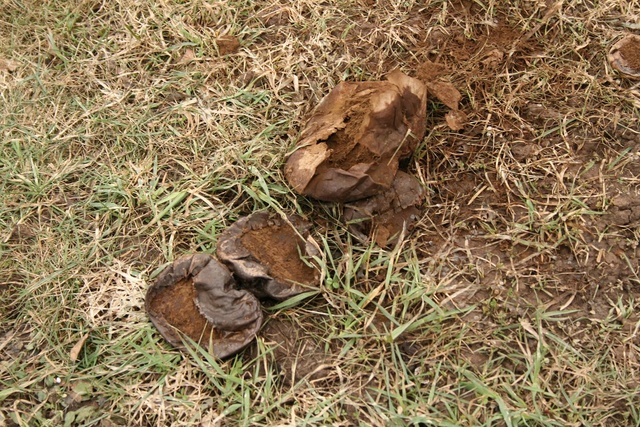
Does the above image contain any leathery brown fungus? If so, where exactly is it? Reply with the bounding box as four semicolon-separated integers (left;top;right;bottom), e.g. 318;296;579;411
145;254;263;359
608;34;640;80
216;211;320;300
284;70;427;203
343;171;425;247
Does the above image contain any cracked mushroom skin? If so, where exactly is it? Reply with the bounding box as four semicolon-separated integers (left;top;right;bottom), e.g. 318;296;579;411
216;212;320;300
145;254;263;359
284;70;427;203
344;171;425;247
608;34;640;80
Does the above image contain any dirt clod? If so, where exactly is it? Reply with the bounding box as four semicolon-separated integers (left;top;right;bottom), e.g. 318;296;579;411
426;80;461;110
445;109;467;131
416;59;446;82
609;193;640;226
216;36;240;55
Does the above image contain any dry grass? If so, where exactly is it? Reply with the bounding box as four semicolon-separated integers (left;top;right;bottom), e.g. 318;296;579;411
1;0;640;426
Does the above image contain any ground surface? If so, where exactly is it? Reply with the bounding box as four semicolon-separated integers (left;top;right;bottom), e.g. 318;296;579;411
1;1;640;426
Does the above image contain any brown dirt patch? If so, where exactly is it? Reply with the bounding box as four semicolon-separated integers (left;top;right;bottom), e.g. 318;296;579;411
148;278;218;343
417;128;640;341
250;317;334;384
416;59;447;82
240;223;316;287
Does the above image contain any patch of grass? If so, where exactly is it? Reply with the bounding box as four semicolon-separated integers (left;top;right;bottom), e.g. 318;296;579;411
2;0;640;425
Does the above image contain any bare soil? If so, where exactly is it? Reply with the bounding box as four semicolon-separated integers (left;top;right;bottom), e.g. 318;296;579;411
215;36;241;56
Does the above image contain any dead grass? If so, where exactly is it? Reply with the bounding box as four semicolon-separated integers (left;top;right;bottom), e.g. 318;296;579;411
1;0;640;426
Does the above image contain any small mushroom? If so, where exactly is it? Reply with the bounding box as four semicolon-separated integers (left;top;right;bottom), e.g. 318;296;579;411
284;70;427;203
145;254;263;359
217;212;320;300
608;34;640;80
343;171;425;247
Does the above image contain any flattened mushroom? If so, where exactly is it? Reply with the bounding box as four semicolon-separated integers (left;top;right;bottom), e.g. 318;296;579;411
217;212;320;300
284;70;427;202
145;254;263;359
608;34;640;80
343;171;425;247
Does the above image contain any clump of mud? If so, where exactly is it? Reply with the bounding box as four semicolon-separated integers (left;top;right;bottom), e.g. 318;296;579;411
217;212;320;300
145;254;263;359
608;34;640;80
284;70;427;203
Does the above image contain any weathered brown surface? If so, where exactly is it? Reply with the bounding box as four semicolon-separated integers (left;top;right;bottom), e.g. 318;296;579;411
344;171;425;247
215;35;240;55
148;277;219;342
217;212;320;300
145;254;262;359
608;34;640;79
284;70;427;203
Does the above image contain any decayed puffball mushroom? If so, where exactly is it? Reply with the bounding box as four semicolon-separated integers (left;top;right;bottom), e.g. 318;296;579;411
343;171;425;247
608;34;640;80
145;254;263;359
284;70;427;203
216;211;320;300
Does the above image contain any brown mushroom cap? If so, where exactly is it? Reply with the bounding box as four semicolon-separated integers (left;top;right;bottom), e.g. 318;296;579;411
145;254;263;359
608;34;640;80
284;70;427;203
216;212;320;300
